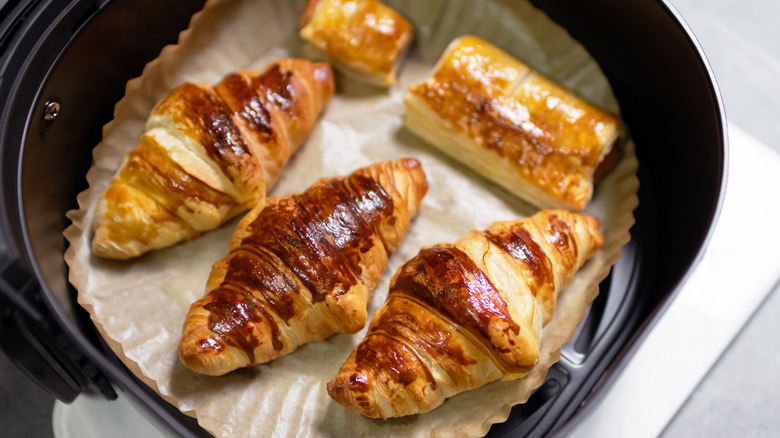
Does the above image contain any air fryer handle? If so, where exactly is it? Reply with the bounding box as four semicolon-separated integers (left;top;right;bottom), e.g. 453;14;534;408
0;253;87;402
0;248;120;405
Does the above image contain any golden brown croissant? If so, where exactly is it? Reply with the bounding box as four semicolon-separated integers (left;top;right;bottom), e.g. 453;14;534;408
404;35;621;211
91;59;334;259
327;210;603;418
299;0;413;86
178;158;428;376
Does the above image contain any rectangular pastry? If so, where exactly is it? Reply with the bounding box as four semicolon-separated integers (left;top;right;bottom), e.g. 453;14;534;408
299;0;413;86
404;35;621;210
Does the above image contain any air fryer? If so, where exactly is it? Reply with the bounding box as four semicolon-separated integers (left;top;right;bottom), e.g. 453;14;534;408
0;0;726;436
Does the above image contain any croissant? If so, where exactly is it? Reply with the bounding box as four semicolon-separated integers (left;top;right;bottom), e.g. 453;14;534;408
299;0;413;86
327;210;603;418
92;59;334;259
404;35;621;211
178;158;428;376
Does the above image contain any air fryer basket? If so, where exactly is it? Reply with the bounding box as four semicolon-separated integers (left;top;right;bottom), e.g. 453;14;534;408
0;0;726;437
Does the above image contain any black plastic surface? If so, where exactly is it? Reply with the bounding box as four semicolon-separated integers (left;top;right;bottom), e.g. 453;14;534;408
0;256;83;402
530;0;726;304
0;0;726;436
0;0;210;435
487;168;660;436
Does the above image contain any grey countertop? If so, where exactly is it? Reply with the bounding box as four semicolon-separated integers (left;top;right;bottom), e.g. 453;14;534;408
661;0;780;435
2;0;780;436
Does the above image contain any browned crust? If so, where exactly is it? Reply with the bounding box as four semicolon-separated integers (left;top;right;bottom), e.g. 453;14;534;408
299;0;413;80
406;35;620;210
178;159;428;376
92;59;334;259
327;210;603;418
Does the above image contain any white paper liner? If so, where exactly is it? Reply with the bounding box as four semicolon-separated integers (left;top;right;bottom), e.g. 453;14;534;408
63;0;640;436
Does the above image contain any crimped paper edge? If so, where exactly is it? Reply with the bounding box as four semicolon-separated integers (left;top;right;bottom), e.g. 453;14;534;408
466;141;640;438
59;0;643;436
62;0;230;422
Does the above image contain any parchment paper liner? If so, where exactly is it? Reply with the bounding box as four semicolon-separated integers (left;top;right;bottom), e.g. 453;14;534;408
63;0;640;436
